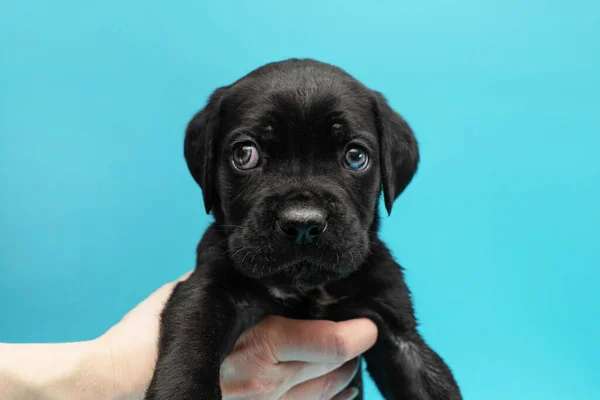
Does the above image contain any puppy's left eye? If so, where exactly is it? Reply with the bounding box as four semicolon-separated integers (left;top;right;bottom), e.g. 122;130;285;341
232;143;260;170
344;146;369;171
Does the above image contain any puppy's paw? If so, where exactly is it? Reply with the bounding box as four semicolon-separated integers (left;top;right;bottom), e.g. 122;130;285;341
144;383;221;400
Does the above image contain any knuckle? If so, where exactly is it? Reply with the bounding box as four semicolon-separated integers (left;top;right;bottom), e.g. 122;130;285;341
158;283;174;294
257;332;279;364
317;378;334;400
240;377;279;396
254;317;282;362
261;315;284;328
331;329;351;361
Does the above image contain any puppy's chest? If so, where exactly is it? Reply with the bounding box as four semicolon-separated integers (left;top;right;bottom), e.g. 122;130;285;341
268;286;347;319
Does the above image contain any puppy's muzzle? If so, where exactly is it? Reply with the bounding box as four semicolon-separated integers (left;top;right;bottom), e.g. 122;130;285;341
276;205;328;245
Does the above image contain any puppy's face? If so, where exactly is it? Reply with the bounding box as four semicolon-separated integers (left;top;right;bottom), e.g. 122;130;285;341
185;59;419;288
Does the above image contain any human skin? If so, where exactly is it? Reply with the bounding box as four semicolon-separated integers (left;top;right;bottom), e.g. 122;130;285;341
0;272;378;400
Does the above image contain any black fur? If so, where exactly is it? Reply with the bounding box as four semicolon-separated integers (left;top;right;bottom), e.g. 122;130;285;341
146;59;461;399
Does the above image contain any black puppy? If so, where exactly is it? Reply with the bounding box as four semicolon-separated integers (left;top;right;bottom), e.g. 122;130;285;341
145;59;462;399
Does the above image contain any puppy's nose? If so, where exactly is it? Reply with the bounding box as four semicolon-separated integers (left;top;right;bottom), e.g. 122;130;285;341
277;206;327;245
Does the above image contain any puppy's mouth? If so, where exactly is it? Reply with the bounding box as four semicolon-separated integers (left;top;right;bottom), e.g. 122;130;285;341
229;245;347;276
227;225;369;287
225;190;370;287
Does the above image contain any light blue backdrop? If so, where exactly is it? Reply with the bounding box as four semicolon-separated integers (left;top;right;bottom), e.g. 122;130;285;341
1;1;599;399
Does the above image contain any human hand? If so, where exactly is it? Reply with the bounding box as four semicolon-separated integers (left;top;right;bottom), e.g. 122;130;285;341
220;316;378;399
97;272;378;399
96;272;193;398
0;272;192;400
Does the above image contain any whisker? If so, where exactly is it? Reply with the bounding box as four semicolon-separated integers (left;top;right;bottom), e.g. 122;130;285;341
366;241;377;255
241;247;256;264
252;248;263;267
229;246;249;259
209;238;230;251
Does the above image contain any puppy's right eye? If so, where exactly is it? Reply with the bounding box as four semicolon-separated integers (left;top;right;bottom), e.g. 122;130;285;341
344;146;369;171
232;143;260;170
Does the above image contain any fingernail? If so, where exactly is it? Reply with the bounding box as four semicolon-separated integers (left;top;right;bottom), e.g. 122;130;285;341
352;361;360;377
347;387;360;399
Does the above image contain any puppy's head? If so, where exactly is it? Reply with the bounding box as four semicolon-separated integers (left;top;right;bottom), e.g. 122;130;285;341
185;59;418;288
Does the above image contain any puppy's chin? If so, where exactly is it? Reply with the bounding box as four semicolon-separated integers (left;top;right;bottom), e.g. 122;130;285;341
264;260;353;288
228;234;369;288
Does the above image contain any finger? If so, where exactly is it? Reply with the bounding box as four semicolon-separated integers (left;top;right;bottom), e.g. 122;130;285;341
132;271;193;313
332;387;360;400
150;271;193;301
266;317;377;363
277;359;344;390
282;358;360;400
115;271;194;326
176;270;193;282
145;271;193;302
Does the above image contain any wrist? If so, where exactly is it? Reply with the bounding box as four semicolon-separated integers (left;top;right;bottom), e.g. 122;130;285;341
0;341;120;400
48;340;126;400
95;332;156;399
71;339;122;399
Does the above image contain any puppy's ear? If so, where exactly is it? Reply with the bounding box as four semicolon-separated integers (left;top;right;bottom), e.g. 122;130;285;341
184;87;226;214
372;91;420;215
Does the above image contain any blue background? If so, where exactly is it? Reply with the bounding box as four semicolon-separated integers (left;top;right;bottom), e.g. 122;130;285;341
1;1;599;399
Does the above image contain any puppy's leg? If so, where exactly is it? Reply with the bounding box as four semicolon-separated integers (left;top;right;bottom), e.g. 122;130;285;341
328;265;461;399
144;275;267;400
348;364;363;400
363;328;461;400
332;306;460;399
